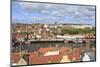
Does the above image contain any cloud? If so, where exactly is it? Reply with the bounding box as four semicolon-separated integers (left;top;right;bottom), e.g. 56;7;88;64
12;1;95;25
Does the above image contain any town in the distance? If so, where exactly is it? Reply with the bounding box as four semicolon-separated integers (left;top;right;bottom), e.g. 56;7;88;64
12;22;96;66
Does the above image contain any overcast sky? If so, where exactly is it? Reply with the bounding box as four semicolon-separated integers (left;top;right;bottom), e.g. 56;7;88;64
12;1;96;25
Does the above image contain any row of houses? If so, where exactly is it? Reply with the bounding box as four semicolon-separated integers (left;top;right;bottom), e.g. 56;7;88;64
12;46;96;66
12;46;82;66
12;23;93;30
48;23;93;29
12;23;94;41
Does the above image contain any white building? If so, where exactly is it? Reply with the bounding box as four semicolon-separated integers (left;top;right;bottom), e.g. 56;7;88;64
48;23;93;29
62;23;93;29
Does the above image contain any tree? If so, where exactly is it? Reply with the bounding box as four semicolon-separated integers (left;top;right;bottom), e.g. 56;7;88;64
61;27;95;35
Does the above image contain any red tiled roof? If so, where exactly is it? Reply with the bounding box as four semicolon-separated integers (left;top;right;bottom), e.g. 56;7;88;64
59;47;70;55
39;47;52;54
29;55;50;64
29;53;62;64
49;55;62;63
12;53;21;63
68;54;73;61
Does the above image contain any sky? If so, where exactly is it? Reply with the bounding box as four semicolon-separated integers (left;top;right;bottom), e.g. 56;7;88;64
12;1;96;25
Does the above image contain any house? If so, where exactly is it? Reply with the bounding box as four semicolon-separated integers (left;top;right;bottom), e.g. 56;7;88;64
49;55;62;63
48;23;93;29
12;53;21;64
62;23;93;29
60;55;71;63
17;58;27;65
72;48;81;61
12;53;27;66
59;47;70;55
39;47;53;54
44;50;59;56
29;52;62;64
29;53;49;64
